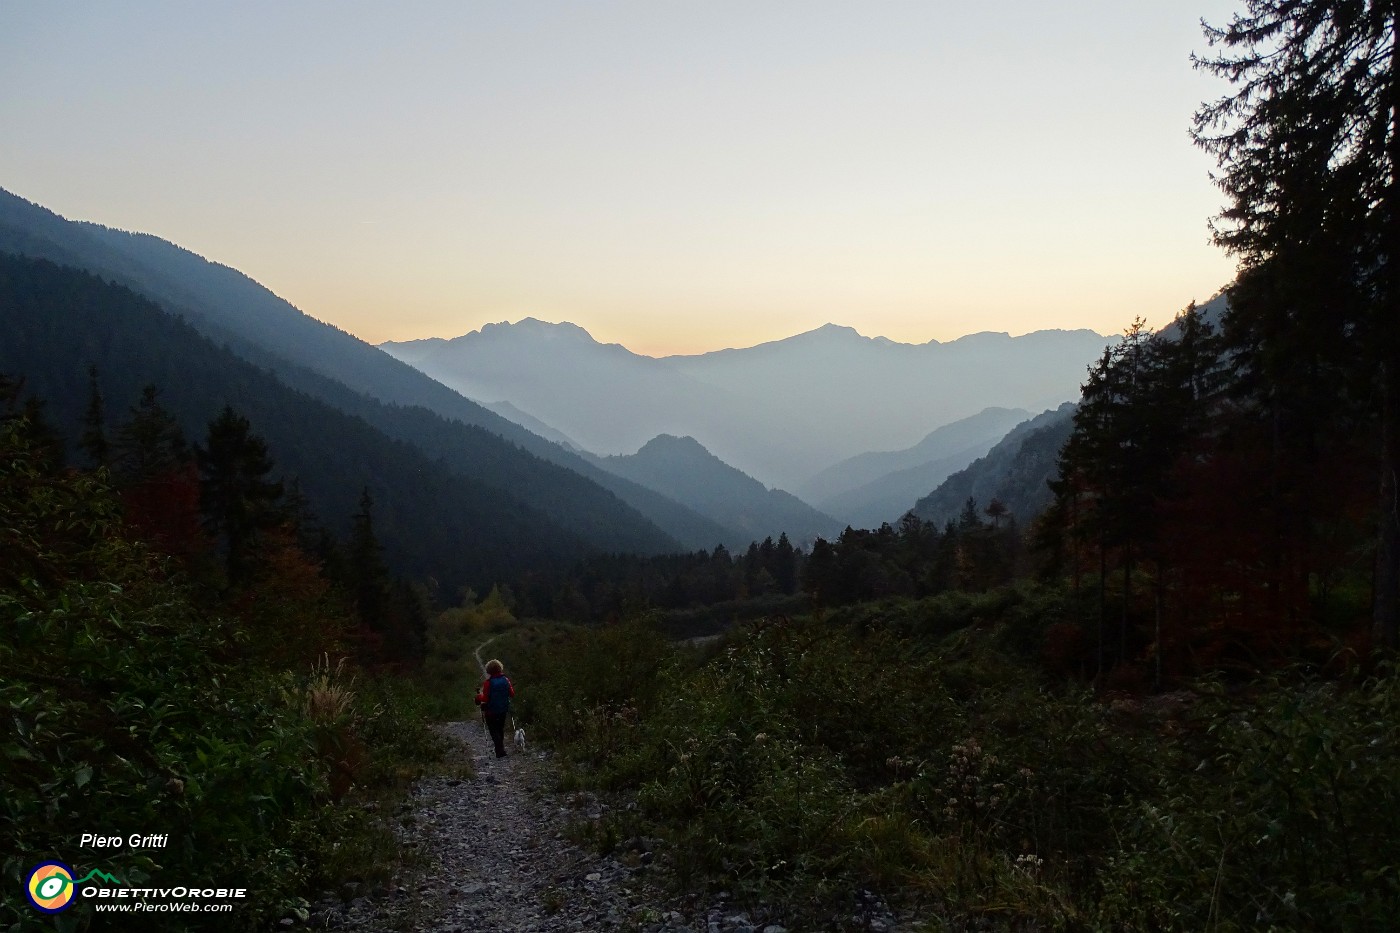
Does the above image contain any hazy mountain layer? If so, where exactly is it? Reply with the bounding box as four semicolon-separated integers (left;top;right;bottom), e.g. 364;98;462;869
0;187;734;551
384;320;1111;490
0;253;598;591
595;435;841;548
480;400;587;453
385;319;806;485
819;444;1008;531
798;406;1032;525
912;404;1077;529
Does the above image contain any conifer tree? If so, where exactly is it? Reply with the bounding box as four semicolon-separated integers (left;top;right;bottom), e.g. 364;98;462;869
1193;0;1400;645
79;364;108;468
109;385;201;556
0;374;62;471
348;487;390;635
196;406;284;585
803;537;836;603
20;396;64;472
111;385;189;485
773;532;798;595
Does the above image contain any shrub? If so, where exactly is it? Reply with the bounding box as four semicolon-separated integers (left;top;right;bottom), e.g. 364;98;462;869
1096;670;1400;931
0;418;437;931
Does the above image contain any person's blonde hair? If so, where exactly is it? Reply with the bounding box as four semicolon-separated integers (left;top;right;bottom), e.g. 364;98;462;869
485;659;504;675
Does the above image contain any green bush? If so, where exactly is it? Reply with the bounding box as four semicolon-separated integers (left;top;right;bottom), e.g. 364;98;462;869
516;596;1400;930
0;419;438;931
1096;671;1400;931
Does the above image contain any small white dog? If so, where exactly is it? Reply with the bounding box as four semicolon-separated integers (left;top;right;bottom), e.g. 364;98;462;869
513;725;527;752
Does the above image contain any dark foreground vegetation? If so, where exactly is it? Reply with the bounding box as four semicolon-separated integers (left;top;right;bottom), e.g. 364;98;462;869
0;386;447;933
489;605;1400;931
8;3;1400;931
461;4;1400;928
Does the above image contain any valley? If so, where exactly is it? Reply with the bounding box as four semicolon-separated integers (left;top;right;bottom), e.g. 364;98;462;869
5;6;1400;922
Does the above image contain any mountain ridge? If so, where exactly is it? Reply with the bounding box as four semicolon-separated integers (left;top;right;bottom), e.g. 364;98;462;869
0;186;737;552
382;317;1114;489
912;404;1079;529
800;407;1035;528
595;434;841;548
0;252;598;590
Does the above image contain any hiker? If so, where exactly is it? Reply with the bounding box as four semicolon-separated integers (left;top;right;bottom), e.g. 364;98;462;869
475;658;515;759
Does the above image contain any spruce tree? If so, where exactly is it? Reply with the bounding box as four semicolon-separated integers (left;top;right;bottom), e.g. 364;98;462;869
79;364;108;468
1193;0;1400;645
111;385;188;485
196;406;284;585
348;487;390;635
773;532;798;595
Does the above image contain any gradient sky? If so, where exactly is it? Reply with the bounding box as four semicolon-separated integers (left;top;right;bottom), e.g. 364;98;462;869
1;1;1242;356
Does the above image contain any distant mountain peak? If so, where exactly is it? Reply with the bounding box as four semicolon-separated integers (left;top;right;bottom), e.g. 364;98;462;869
795;322;868;343
478;317;596;342
635;433;712;457
462;318;653;359
599;432;841;545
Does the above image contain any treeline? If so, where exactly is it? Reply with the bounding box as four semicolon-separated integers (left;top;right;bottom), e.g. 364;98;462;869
806;504;1021;604
506;499;1029;630
510;534;804;623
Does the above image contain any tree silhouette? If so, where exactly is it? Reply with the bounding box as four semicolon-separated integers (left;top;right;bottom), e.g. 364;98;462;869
111;385;188;485
196;406;284;586
349;488;387;617
79;364;108;468
1193;0;1400;646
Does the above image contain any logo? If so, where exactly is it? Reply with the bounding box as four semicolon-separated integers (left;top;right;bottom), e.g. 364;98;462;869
24;862;125;913
25;862;77;913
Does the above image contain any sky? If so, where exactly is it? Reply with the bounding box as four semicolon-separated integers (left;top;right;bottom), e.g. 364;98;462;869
1;1;1243;357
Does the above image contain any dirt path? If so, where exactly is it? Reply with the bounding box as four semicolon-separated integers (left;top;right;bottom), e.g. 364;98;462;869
296;638;858;930
308;721;797;932
472;634;502;677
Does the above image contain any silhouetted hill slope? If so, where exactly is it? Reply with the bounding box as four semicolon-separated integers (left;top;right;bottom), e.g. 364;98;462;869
481;400;588;453
0;253;598;590
597;435;841;547
385;319;1112;489
0;187;726;550
798;407;1031;503
384;320;802;486
821;446;1009;531
911;404;1078;528
1159;292;1229;339
798;407;1032;527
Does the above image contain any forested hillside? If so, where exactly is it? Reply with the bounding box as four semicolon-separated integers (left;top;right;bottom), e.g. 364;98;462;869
0;253;650;593
0;188;735;552
805;406;1034;528
911;404;1076;529
596;434;839;548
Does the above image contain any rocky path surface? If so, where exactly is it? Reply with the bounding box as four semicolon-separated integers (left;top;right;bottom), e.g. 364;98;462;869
309;720;801;933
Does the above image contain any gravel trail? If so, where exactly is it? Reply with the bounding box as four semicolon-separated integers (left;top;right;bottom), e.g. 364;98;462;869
309;720;800;933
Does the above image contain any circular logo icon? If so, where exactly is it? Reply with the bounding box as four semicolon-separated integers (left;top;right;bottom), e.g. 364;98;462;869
26;861;77;913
